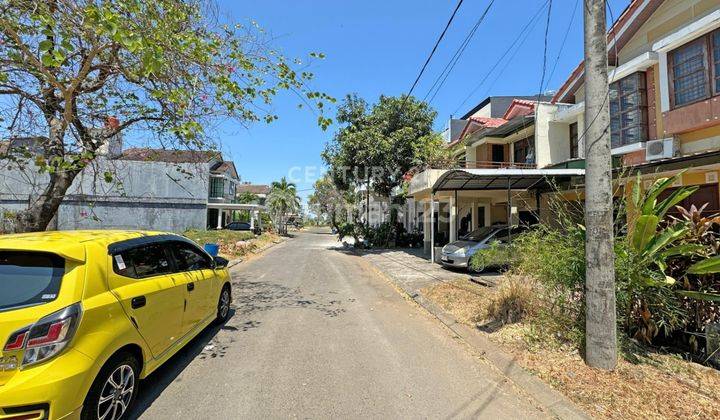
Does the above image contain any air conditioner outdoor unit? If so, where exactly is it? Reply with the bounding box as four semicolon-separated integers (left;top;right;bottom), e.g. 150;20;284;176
645;137;677;161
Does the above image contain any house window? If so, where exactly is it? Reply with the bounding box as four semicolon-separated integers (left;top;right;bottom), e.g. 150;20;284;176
513;137;534;165
569;122;579;158
610;72;647;148
209;177;224;198
668;28;720;108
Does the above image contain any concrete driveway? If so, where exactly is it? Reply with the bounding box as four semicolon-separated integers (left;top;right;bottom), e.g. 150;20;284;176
130;229;546;419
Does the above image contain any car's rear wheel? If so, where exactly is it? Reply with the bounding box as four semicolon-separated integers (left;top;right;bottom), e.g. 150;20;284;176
81;351;140;420
216;284;231;323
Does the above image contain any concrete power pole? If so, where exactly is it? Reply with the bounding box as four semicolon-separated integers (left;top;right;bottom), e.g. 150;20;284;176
583;0;617;370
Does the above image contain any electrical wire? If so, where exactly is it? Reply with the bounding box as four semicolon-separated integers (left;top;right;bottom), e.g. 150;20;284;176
423;0;496;106
452;0;551;116
404;0;465;101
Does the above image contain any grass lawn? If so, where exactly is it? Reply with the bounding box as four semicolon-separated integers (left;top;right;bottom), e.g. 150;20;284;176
421;278;720;419
183;229;281;259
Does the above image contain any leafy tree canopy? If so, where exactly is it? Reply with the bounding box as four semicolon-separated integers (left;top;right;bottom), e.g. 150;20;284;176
322;94;443;197
0;0;333;231
308;173;354;230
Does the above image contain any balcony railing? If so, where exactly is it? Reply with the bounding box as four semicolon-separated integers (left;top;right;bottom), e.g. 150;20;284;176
459;160;536;169
420;160;537;170
407;161;537;195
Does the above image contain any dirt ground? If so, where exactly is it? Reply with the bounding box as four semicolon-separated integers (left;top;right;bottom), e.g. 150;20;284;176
422;279;720;420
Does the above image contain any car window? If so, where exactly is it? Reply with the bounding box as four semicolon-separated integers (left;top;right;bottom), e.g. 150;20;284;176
113;243;172;279
492;227;525;244
461;227;496;241
169;241;213;271
0;251;64;311
491;228;511;243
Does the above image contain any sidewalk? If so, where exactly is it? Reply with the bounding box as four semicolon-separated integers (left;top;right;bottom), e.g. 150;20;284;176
359;247;502;296
357;247;590;420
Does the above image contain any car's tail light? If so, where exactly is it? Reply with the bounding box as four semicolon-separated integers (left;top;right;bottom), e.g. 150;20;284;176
3;329;28;351
3;303;82;367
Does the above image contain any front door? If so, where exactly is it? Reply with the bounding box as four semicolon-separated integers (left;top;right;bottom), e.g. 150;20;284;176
108;243;184;357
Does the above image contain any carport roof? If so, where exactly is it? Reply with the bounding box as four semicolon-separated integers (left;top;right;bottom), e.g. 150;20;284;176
432;168;585;192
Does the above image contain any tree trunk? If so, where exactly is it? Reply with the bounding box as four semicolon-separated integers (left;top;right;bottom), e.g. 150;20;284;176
330;210;340;233
583;0;617;370
15;170;78;232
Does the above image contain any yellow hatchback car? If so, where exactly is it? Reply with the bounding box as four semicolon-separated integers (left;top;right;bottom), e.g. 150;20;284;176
0;230;232;420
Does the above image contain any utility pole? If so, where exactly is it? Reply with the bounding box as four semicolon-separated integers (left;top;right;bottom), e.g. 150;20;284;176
583;0;617;370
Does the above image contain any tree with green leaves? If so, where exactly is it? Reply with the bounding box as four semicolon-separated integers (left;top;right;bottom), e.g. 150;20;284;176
308;173;354;232
267;177;300;235
0;0;332;232
322;94;441;197
236;191;259;204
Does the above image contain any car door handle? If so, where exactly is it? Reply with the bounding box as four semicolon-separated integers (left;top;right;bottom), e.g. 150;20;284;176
187;282;195;292
131;296;146;309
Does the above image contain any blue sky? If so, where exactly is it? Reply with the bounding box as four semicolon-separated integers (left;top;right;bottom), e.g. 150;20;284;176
216;0;629;205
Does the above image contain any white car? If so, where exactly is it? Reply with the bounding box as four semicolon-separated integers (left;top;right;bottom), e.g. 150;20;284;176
440;226;524;272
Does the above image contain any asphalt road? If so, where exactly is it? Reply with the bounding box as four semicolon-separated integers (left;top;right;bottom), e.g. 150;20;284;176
132;229;546;419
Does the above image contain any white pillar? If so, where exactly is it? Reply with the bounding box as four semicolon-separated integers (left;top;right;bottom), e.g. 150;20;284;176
430;194;435;263
216;209;223;229
250;210;255;229
450;193;457;242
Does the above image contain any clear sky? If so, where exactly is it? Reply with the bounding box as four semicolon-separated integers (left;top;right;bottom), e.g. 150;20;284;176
215;0;629;206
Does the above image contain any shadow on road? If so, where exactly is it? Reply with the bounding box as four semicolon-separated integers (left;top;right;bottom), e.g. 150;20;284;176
127;311;239;419
233;276;346;318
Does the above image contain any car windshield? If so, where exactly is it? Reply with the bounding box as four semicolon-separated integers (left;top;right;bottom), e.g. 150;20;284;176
0;251;65;311
460;227;498;242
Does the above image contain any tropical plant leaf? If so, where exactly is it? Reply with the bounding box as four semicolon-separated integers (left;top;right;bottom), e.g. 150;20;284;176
641;175;678;215
632;214;659;251
644;224;688;257
631;173;642;208
655;186;699;218
688;256;720;274
658;243;705;259
677;290;720;302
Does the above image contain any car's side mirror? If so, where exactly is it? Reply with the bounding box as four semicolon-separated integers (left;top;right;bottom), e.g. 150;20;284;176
213;256;229;268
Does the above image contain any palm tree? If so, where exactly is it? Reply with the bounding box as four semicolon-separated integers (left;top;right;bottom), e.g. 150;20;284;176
268;177;300;235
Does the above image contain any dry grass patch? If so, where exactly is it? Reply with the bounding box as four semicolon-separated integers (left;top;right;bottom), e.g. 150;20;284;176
421;278;494;324
421;276;720;420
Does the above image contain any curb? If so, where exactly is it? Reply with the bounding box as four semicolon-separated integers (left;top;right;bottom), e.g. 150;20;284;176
360;255;590;420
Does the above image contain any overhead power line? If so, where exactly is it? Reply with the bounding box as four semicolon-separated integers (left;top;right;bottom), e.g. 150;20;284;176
545;0;579;92
452;0;550;116
404;0;464;100
536;0;553;103
424;0;496;105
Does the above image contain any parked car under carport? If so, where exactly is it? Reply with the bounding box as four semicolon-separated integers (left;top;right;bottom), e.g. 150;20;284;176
440;225;526;272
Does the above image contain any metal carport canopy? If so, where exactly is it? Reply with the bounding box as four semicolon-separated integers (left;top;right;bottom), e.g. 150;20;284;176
432;168;585;192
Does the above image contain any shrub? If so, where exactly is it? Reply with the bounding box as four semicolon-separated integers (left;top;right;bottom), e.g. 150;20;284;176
487;276;538;324
469;241;515;272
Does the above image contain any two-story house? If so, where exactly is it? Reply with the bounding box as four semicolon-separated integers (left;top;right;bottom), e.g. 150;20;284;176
406;0;720;262
0;130;250;232
406;96;584;258
550;0;720;217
